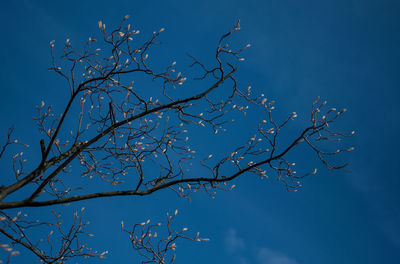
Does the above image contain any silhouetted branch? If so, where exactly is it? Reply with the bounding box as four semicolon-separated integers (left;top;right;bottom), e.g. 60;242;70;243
0;16;353;263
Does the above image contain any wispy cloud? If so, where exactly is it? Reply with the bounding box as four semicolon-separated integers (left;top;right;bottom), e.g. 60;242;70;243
239;257;250;264
346;161;400;250
380;212;400;249
224;228;245;254
257;248;298;264
224;228;298;264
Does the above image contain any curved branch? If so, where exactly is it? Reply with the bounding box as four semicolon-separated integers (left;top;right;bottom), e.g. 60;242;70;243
0;122;310;209
26;69;236;202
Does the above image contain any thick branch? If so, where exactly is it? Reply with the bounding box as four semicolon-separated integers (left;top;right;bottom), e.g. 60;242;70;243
25;69;236;201
0;122;309;209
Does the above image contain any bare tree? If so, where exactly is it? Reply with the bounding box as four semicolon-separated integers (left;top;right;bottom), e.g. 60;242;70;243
0;16;353;263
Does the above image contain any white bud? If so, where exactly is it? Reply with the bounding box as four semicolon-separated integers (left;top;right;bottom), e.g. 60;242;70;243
261;98;267;105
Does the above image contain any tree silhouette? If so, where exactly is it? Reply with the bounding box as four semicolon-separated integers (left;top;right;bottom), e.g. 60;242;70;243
0;16;353;263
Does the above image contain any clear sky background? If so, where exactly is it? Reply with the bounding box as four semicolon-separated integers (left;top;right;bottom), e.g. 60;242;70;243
0;0;399;263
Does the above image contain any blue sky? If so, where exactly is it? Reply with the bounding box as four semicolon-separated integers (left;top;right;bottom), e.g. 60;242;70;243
0;0;399;263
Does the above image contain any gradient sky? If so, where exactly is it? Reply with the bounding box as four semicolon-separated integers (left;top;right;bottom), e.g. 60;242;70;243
0;0;399;263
